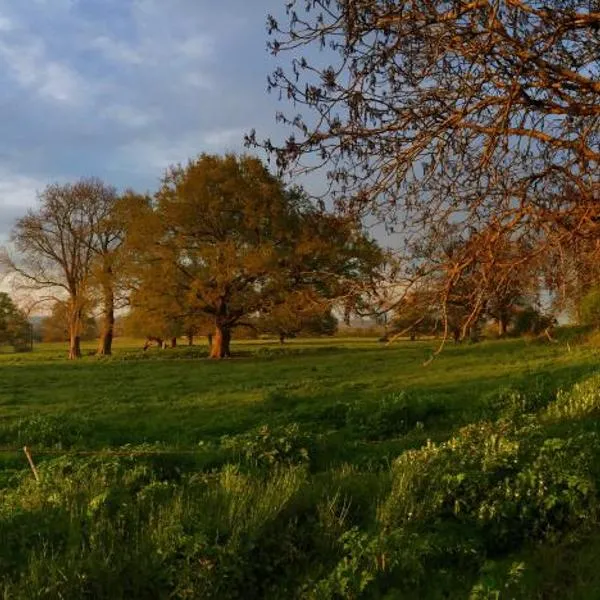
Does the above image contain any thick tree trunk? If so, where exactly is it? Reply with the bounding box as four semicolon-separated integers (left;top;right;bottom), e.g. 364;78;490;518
97;285;115;356
210;324;231;359
68;305;82;359
207;333;213;348
187;334;194;346
279;332;285;345
171;337;177;348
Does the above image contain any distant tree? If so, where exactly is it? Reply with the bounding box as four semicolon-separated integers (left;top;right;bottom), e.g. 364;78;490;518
7;178;117;359
512;306;556;338
580;288;600;329
0;293;31;352
41;301;97;343
391;290;438;341
258;296;338;343
129;154;382;359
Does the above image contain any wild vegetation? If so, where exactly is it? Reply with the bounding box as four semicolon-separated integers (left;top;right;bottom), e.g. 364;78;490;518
1;336;600;598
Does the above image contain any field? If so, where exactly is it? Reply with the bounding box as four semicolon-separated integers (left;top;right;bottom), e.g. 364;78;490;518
1;335;600;598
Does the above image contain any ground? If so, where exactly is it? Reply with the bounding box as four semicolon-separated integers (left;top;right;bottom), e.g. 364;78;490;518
1;335;599;598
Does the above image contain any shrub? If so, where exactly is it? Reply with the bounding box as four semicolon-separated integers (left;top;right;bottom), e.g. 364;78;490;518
545;374;600;422
220;423;313;468
580;288;600;328
0;413;93;449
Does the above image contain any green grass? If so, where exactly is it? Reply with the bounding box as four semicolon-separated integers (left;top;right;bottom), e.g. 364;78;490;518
1;335;600;598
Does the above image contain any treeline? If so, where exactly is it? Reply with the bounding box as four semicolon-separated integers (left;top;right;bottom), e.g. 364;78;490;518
3;154;383;359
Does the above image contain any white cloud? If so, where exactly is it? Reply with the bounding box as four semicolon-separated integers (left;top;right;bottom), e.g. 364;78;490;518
0;14;13;32
203;127;246;148
0;168;45;208
0;36;87;105
177;35;214;60
102;104;156;128
90;35;143;65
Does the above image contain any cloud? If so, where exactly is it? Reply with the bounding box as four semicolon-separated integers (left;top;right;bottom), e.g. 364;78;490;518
102;104;156;128
203;127;246;149
0;0;301;241
89;35;143;65
0;31;87;105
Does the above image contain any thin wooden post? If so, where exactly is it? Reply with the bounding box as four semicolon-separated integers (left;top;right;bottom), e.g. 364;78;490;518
23;446;40;483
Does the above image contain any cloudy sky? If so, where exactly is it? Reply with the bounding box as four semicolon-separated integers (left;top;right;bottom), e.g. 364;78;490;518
0;0;296;239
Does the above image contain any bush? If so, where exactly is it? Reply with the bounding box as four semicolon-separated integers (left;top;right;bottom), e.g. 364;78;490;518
220;423;313;468
545;374;600;422
512;307;555;336
580;288;600;328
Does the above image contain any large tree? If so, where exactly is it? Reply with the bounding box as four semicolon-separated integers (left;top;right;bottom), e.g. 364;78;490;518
7;178;118;359
92;189;128;356
255;1;600;335
131;154;382;358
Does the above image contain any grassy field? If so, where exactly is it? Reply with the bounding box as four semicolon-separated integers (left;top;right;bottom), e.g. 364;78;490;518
1;335;600;598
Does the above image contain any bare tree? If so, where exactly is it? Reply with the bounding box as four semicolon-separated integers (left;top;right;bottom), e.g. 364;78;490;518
7;179;116;359
252;1;600;336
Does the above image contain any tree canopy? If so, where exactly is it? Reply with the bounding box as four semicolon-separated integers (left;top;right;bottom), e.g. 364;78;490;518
128;154;383;358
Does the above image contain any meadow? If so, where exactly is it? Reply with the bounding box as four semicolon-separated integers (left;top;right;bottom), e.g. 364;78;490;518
1;335;600;598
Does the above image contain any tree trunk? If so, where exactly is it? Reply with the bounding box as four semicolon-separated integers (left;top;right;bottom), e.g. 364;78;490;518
207;333;213;348
171;337;177;348
97;284;115;356
187;334;194;346
279;332;285;345
498;316;508;337
68;304;82;359
210;324;231;359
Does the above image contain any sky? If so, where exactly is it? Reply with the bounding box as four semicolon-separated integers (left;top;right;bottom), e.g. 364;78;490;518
0;0;296;240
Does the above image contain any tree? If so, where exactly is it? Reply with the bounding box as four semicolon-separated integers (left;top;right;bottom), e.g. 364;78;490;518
580;288;600;329
257;294;338;343
254;1;600;337
391;290;439;341
41;301;98;343
7;178;118;359
0;293;31;352
130;154;382;359
91;188;129;356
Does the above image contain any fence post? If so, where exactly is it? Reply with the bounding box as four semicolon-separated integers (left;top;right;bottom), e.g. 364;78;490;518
23;446;40;483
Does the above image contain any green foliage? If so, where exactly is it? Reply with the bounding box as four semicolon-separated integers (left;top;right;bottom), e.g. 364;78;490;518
221;423;313;468
0;413;92;449
0;293;31;352
545;374;600;422
512;306;555;337
579;288;600;328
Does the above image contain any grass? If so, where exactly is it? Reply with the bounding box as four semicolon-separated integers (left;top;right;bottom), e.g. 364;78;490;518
1;335;600;598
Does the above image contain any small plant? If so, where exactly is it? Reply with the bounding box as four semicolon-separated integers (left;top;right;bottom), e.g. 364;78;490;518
220;423;313;468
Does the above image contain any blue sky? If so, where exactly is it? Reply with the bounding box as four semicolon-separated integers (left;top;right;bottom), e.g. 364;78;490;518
0;0;295;239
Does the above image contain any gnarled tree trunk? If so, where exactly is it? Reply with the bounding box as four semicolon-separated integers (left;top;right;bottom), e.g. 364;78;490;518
68;304;82;360
210;324;231;359
97;281;115;356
